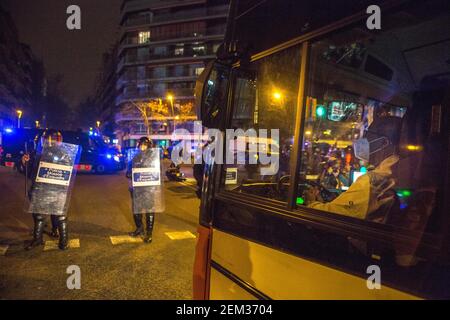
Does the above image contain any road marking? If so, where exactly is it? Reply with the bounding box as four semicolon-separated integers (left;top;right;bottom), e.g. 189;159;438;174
11;216;30;230
110;235;143;245
179;181;197;191
44;239;80;251
165;231;196;240
0;245;9;256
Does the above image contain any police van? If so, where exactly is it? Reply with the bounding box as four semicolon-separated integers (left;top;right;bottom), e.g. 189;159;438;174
0;128;124;174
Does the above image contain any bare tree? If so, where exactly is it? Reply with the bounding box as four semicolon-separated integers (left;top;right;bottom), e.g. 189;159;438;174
124;100;168;136
121;99;195;136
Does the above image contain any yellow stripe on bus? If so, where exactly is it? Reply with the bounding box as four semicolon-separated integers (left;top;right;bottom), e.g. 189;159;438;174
210;229;420;300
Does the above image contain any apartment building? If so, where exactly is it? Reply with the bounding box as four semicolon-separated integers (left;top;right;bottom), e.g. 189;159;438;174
115;0;229;148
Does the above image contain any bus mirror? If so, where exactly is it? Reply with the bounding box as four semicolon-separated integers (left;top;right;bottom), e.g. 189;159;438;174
195;60;230;128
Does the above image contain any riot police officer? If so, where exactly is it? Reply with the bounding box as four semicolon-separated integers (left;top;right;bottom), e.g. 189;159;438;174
127;137;163;243
24;129;80;250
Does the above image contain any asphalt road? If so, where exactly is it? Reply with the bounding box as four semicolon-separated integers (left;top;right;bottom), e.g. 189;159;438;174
0;162;200;300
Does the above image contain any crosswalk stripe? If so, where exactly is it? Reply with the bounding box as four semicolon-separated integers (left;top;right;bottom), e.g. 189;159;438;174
43;239;80;251
165;231;196;240
110;235;143;245
0;245;9;256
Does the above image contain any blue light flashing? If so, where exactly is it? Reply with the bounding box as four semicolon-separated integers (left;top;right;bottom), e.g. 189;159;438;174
4;128;13;134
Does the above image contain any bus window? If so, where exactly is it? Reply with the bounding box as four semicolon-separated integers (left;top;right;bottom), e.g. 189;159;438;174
296;5;450;262
201;63;230;128
221;45;301;202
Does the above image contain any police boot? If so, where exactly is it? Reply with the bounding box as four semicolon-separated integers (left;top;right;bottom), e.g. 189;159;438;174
129;214;144;237
50;215;59;238
57;216;69;250
144;213;154;243
25;214;45;250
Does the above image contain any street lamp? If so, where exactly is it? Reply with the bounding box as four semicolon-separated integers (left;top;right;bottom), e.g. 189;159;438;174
35;120;40;128
167;94;174;114
95;121;101;135
16;110;23;128
166;94;175;131
272;91;282;101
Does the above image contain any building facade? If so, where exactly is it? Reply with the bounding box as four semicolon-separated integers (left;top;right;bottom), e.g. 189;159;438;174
0;5;35;134
115;0;229;148
95;44;119;139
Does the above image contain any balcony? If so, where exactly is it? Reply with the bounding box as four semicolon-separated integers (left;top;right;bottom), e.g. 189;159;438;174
151;5;229;24
118;49;215;70
120;25;226;47
124;15;152;27
116;87;195;105
117;73;198;87
121;0;205;15
122;4;228;28
115;111;143;123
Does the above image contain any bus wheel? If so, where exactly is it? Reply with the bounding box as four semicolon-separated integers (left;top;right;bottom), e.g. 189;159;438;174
95;164;106;174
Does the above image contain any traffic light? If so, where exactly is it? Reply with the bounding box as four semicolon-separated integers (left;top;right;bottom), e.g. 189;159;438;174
316;105;326;118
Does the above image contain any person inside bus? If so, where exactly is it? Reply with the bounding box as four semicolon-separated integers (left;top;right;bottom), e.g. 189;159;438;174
304;116;401;220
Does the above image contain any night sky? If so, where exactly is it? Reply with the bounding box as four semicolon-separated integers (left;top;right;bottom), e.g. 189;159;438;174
4;0;123;107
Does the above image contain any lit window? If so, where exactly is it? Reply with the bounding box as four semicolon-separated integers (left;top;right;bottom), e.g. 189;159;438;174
138;31;150;44
195;67;204;76
192;45;206;57
175;47;184;56
193;45;205;52
213;43;221;53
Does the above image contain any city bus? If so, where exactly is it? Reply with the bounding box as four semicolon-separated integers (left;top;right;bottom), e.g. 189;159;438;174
192;0;450;299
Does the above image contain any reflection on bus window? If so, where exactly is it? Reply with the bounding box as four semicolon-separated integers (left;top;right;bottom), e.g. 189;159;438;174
202;65;229;128
296;8;450;242
221;45;301;202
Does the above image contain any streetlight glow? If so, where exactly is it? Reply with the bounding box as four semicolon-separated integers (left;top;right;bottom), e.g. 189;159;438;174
272;91;282;101
16;109;23;128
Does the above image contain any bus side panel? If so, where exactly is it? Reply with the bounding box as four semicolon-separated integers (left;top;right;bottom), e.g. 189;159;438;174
210;229;420;300
193;225;212;300
210;268;258;300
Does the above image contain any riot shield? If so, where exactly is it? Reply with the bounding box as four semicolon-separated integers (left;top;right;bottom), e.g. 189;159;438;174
28;141;81;216
131;148;165;214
